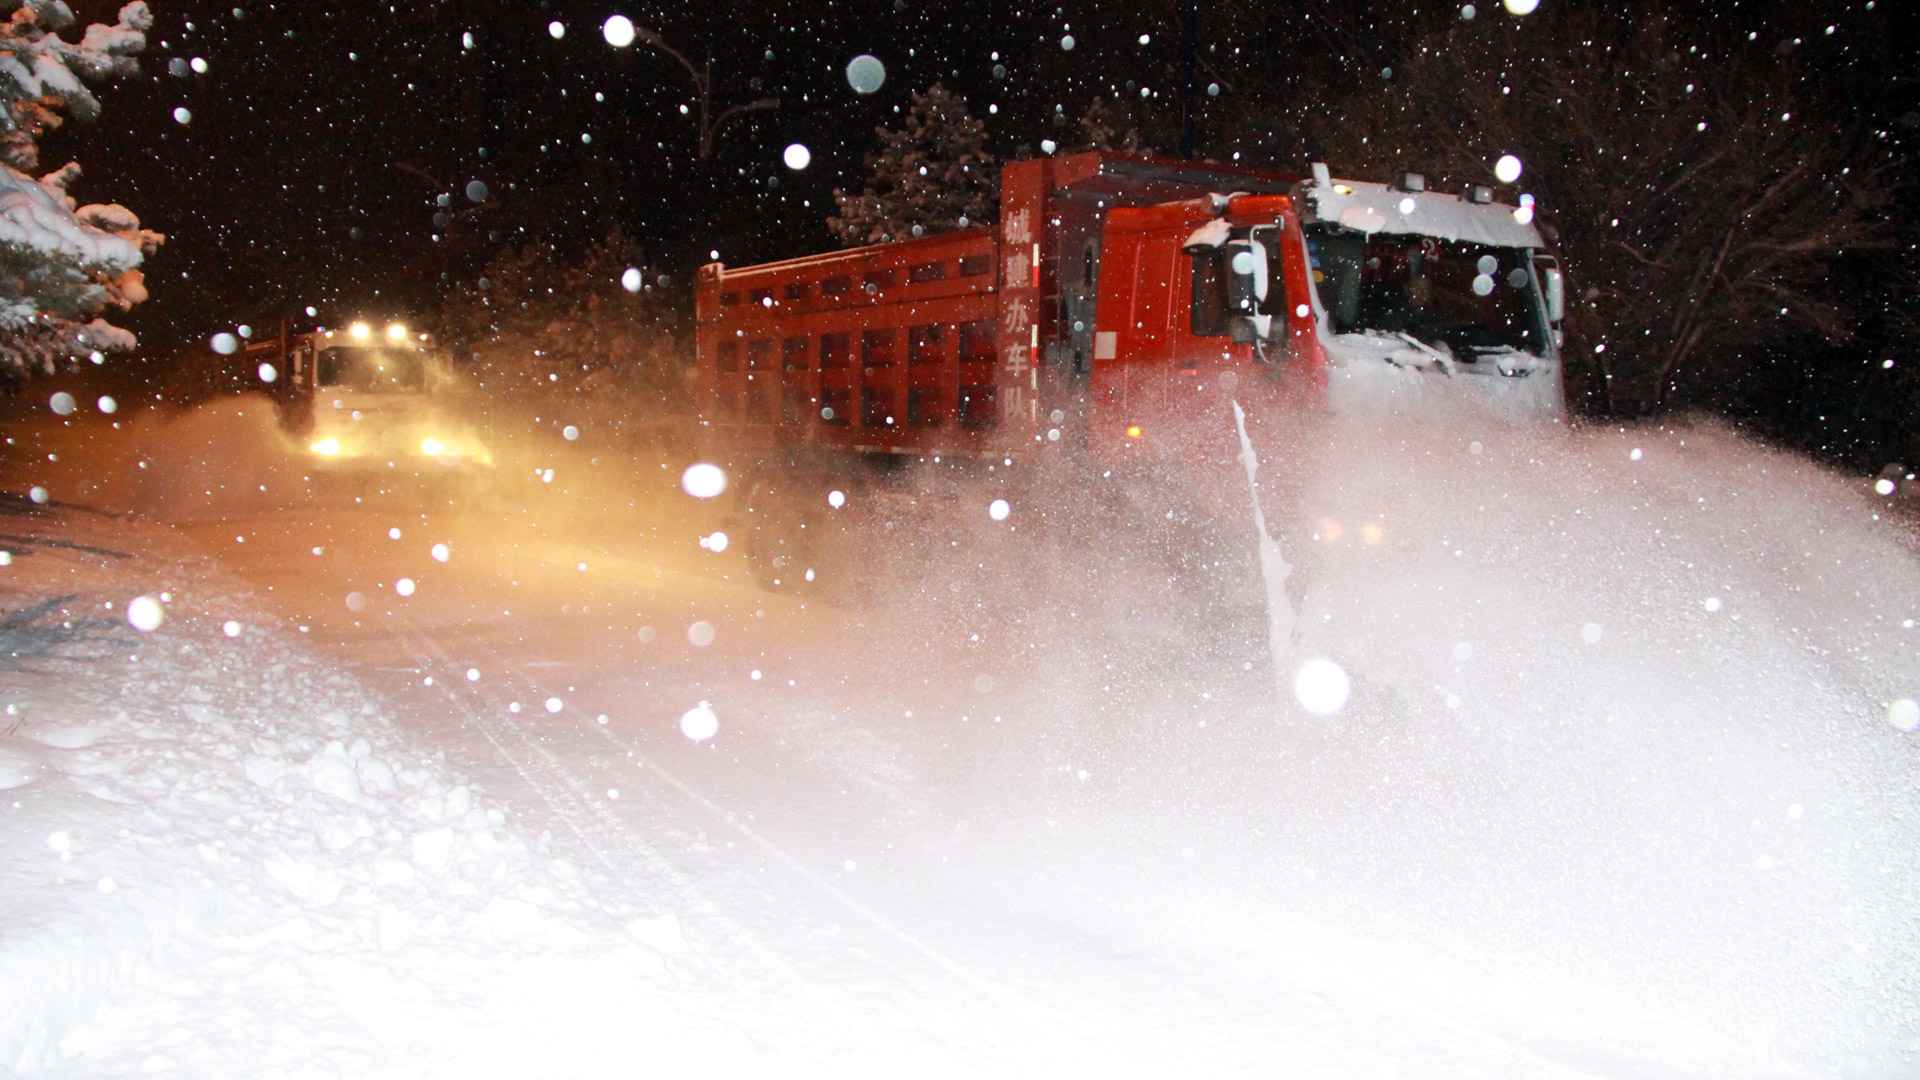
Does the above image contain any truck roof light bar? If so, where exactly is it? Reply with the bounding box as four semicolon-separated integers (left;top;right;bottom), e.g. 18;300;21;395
1466;184;1494;204
1393;171;1427;193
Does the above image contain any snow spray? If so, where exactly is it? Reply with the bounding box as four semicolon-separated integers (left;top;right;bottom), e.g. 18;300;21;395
1231;400;1294;688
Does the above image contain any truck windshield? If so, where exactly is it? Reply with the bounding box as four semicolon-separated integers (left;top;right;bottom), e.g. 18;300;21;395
316;347;428;392
1305;226;1543;356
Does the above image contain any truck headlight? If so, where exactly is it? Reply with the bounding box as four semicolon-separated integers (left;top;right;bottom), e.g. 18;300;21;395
420;437;446;456
311;437;342;456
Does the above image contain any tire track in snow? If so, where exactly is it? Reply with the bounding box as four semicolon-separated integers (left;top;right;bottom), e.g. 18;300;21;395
440;633;1138;1068
382;618;855;1039
454;647;1635;1080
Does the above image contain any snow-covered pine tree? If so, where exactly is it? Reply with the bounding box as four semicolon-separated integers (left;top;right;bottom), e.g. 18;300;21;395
1077;96;1149;155
0;1;161;377
829;84;996;247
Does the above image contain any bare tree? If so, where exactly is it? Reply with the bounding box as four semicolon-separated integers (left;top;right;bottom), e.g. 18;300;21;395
1290;7;1902;413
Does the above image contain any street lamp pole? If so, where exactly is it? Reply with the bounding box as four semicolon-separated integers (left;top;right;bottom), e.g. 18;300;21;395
630;26;778;159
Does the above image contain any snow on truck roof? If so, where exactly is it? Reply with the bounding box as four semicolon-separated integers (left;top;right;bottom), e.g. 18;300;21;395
1299;175;1546;251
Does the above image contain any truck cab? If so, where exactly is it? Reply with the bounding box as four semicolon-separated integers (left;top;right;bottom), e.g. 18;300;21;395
252;322;492;468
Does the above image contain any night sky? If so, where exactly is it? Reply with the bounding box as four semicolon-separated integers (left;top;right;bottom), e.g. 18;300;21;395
45;0;1917;402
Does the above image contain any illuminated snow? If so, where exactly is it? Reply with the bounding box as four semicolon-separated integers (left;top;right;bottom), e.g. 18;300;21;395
680;463;727;498
125;595;164;632
1293;658;1351;714
679;702;719;741
846;54;886;94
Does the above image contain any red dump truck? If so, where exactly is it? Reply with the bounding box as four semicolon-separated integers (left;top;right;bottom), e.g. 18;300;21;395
695;151;1565;590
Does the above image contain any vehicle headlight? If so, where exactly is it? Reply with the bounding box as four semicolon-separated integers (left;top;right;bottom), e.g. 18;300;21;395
420;437;446;456
311;437;342;456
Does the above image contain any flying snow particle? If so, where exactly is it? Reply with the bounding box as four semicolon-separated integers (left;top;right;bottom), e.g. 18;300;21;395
687;621;716;647
465;180;488;203
703;531;729;552
345;591;368;612
173;107;191;124
1703;597;1722;613
680;463;728;498
190;56;208;74
846;54;886;94
211;333;239;355
1295;303;1310;318
548;20;565;39
603;15;635;47
48;392;75;416
222;620;241;637
1502;0;1539;13
395;578;416;597
827;489;846;509
680;701;719;741
97;396;117;414
563;425;580;441
1060;34;1075;50
1581;622;1604;644
1494;154;1524;183
388;527;402;540
988;498;1011;521
126;595;164;632
1874;478;1896;496
1294;658;1351;715
1472;274;1495;297
1208;82;1221;96
1139;33;1151;44
1754;854;1776;871
258;363;278;383
1040;139;1057;154
462;30;474;49
1397;196;1417;215
1888;698;1919;732
783;143;811;170
545;697;563;714
28;487;47;505
843;859;857;872
1460;4;1477;18
1452;642;1473;662
431;543;450;562
1630;447;1644;461
637;626;657;643
620;267;643;292
466;668;480;681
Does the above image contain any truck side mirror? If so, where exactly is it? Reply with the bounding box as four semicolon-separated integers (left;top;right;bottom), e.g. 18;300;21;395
1541;263;1565;325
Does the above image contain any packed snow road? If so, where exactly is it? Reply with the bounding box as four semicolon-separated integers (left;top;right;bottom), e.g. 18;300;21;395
2;397;1917;1078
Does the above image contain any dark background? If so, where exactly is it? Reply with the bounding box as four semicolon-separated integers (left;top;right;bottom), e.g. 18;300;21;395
41;0;1920;468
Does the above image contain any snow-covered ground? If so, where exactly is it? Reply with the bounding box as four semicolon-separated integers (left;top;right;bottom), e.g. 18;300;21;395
1;398;1915;1078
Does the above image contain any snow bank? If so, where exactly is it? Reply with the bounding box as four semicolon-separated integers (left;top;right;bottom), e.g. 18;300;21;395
0;516;745;1077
